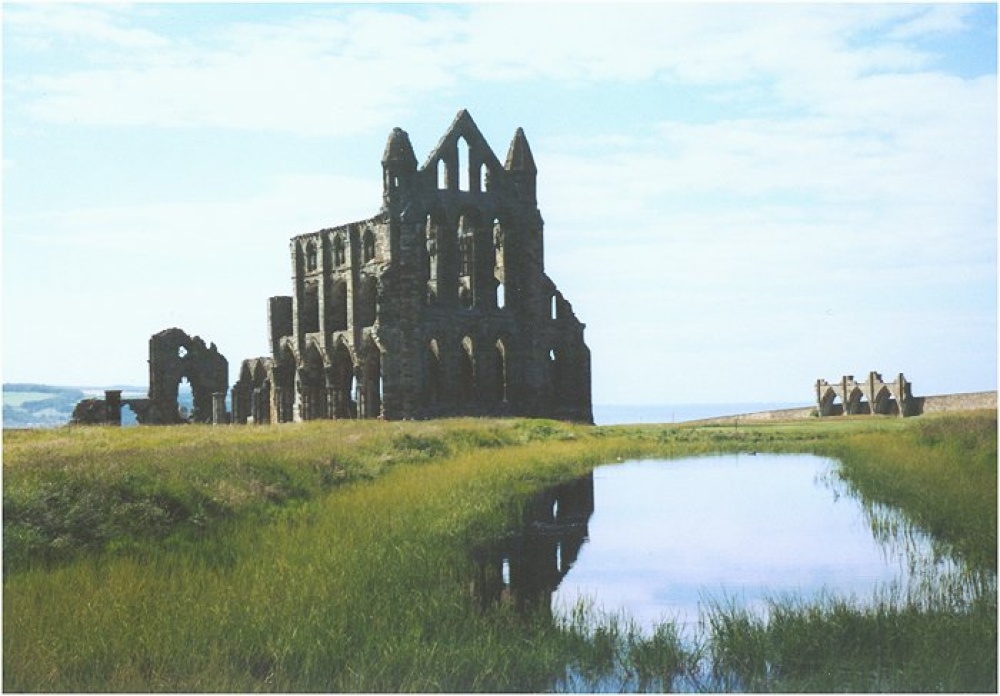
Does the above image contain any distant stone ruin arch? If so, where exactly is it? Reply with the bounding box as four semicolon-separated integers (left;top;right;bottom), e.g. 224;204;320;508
147;328;229;424
815;371;913;417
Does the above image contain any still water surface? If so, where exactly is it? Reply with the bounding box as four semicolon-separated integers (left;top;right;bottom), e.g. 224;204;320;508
545;454;960;633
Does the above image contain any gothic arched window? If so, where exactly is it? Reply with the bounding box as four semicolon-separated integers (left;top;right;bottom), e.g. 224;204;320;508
363;229;376;263
305;242;318;272
333;235;346;266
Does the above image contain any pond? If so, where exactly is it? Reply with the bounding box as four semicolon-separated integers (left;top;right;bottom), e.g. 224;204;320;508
474;454;979;635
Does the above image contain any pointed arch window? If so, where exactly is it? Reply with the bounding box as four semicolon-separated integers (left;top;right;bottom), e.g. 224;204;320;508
331;343;355;419
494;340;508;403
427;340;442;405
437;159;447;190
363;229;376;263
460;336;475;403
361;341;382;419
302;283;320;333
426;218;439;306
300;344;328;420
305;242;318;272
329;280;348;332
493;220;504;309
426;216;438;281
459;233;473;277
358;274;378;328
458;136;470;192
333;235;346;267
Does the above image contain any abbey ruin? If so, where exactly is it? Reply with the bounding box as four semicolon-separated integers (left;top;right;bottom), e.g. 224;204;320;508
231;110;593;424
71;328;229;425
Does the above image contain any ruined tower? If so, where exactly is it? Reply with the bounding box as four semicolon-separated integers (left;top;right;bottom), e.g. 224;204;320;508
232;110;592;424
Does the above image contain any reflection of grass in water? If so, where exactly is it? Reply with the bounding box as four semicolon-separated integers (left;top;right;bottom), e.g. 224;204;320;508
820;466;991;608
554;601;702;693
3;413;996;691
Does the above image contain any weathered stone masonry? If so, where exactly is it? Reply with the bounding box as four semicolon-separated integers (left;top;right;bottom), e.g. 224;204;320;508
71;327;229;425
232;110;593;424
815;371;913;417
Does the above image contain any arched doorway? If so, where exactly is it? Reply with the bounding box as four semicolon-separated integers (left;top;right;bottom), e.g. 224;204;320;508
494;339;508;404
274;344;297;423
300;342;328;420
427;339;442;406
460;336;476;405
331;342;356;419
360;339;382;419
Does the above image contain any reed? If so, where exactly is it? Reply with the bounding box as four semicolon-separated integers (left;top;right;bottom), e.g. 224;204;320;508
822;410;997;572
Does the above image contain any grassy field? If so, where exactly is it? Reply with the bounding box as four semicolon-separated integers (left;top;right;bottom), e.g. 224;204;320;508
3;412;996;691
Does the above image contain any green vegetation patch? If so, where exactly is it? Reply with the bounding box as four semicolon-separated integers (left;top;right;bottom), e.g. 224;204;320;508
3;412;996;692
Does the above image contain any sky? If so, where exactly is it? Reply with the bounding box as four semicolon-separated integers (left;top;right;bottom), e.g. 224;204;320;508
3;2;996;405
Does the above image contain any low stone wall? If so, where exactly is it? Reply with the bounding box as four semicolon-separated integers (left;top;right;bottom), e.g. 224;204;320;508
688;407;813;426
689;391;996;426
916;391;997;414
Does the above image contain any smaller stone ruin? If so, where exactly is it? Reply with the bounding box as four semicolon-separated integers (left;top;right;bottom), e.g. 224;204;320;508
70;390;151;425
815;371;914;417
71;328;229;426
147;328;228;424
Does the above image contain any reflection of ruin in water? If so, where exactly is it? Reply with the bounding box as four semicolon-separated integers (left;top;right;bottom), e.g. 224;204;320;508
471;473;594;613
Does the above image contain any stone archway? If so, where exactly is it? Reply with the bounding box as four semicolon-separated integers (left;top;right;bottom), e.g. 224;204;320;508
273;343;297;423
147;328;228;424
299;341;328;420
330;341;356;419
360;338;383;419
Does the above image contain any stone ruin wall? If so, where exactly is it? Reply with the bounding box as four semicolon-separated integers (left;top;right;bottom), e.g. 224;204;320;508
73;111;593;427
72;328;229;426
232;110;593;425
916;391;997;414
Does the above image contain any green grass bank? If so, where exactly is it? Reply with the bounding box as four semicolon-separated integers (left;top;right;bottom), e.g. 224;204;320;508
4;412;996;691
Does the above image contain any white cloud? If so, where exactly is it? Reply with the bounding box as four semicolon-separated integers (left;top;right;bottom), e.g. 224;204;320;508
7;4;979;135
887;4;973;40
10;5;461;135
4;3;169;52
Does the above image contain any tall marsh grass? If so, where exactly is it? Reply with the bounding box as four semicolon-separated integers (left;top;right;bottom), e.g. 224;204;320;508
823;411;997;572
4;412;996;691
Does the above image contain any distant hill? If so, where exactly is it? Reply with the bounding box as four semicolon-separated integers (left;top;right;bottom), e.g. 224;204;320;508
2;383;191;428
4;384;86;428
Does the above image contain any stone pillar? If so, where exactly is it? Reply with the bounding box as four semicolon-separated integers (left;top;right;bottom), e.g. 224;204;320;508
104;390;122;426
251;387;261;424
867;372;877;417
275;386;286;423
327;387;337;419
231;387;245;425
212;392;226;425
355;371;366;420
896;373;909;417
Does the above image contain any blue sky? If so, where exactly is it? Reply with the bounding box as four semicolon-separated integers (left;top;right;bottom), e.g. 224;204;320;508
4;3;996;405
